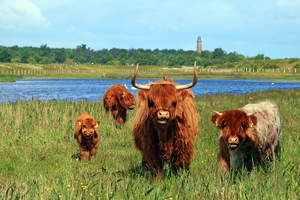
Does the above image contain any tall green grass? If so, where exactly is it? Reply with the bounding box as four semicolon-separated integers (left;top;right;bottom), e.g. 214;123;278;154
0;74;23;82
0;90;299;199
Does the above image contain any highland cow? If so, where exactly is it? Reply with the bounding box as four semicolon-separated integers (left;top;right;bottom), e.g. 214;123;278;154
103;84;135;128
75;112;101;160
211;101;281;176
131;62;199;177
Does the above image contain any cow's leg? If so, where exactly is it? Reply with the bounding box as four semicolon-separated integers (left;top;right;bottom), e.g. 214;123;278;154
117;110;127;129
170;153;189;175
218;153;230;181
80;150;90;161
90;148;97;159
90;140;99;159
112;109;119;125
105;107;109;118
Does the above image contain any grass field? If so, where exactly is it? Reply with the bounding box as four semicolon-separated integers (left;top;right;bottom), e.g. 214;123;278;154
1;62;300;82
0;89;300;199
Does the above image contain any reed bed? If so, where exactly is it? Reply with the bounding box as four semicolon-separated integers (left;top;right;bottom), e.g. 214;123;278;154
0;89;299;199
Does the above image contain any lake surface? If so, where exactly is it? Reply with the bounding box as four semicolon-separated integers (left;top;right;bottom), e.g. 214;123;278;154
1;78;300;103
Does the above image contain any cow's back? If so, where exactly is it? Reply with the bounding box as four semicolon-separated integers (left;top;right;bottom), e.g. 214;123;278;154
103;84;125;107
241;101;281;158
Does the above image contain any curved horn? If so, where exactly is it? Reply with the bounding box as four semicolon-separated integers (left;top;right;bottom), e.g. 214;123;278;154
175;61;198;89
247;112;256;116
212;110;223;116
131;63;150;90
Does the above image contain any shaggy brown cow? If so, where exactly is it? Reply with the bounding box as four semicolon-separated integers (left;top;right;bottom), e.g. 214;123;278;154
131;62;199;177
103;84;135;128
211;101;281;176
75;112;101;160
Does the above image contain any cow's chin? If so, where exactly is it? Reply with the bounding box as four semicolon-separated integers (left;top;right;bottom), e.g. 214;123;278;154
228;143;239;150
128;105;135;110
83;133;94;138
157;119;168;125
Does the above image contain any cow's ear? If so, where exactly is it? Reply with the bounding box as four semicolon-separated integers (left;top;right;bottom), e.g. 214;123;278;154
137;90;148;101
211;114;220;127
95;120;101;128
121;92;125;98
248;115;257;127
211;111;222;127
177;90;189;101
77;119;83;126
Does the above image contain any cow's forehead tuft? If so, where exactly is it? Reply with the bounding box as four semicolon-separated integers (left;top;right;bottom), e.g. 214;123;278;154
149;83;176;94
83;118;95;126
221;110;249;125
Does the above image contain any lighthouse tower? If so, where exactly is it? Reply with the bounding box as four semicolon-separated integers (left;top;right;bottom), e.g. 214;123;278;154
197;36;202;54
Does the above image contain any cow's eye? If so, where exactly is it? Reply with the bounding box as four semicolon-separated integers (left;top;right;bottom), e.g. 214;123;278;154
241;123;247;129
148;100;154;107
172;101;177;108
221;120;227;127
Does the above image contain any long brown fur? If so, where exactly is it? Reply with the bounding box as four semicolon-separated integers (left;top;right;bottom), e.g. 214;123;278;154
75;112;101;161
103;84;135;128
132;79;199;177
211;101;281;177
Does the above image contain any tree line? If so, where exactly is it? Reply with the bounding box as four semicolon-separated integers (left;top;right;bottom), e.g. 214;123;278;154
0;44;265;67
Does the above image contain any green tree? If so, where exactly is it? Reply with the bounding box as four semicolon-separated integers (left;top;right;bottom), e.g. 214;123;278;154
203;60;214;68
101;56;108;64
0;49;12;62
55;49;67;63
212;48;226;59
27;57;37;64
77;56;86;64
41;56;51;64
11;57;21;63
119;58;126;65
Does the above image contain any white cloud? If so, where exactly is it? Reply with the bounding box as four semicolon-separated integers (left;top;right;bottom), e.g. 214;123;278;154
0;0;49;29
276;0;300;7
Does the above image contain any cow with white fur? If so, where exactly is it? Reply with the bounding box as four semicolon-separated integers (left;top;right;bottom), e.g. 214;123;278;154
211;101;281;176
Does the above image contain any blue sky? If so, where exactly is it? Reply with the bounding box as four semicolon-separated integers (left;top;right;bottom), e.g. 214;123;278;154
0;0;299;59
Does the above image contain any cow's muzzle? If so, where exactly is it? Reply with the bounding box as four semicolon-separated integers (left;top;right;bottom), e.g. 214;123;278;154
157;110;170;125
83;131;93;138
128;105;135;110
228;138;239;150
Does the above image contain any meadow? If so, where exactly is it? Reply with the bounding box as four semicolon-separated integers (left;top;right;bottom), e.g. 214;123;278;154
0;89;299;199
1;62;300;82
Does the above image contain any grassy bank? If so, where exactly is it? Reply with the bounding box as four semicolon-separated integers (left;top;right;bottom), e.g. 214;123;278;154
0;89;299;199
0;74;23;82
1;62;300;81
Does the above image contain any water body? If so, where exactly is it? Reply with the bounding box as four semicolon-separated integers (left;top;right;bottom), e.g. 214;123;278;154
1;79;300;103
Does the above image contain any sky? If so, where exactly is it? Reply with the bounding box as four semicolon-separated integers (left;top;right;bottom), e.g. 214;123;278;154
0;0;300;59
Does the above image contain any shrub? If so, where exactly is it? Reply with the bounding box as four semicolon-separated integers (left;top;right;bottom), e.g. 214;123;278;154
265;56;271;60
288;58;299;64
263;64;278;69
293;63;300;69
203;60;214;68
11;57;21;63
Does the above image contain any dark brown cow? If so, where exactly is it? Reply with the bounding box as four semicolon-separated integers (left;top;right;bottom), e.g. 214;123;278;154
103;84;135;128
211;101;281;177
75;112;101;160
131;62;199;177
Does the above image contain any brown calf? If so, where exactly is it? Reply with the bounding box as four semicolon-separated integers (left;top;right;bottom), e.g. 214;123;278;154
75;112;101;160
211;101;281;177
103;84;135;128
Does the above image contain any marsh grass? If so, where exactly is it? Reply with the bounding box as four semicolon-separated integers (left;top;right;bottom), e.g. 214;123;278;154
0;90;300;199
1;62;300;82
0;74;23;82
